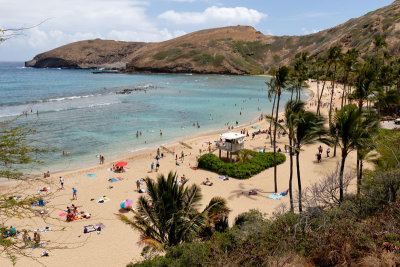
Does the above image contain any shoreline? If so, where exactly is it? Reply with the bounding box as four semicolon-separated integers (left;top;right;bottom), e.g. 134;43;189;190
0;80;359;267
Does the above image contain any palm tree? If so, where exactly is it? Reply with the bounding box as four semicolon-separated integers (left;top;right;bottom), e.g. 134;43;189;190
266;100;305;212
327;46;342;123
373;35;387;59
330;104;379;203
340;49;359;108
350;62;377;110
270;66;290;193
266;78;277;146
293;111;327;212
119;171;229;250
284;101;305;212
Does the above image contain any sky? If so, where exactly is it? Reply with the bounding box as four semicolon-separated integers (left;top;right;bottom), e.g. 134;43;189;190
0;0;394;61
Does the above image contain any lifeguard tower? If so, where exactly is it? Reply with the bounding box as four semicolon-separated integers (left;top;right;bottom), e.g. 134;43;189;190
218;132;246;163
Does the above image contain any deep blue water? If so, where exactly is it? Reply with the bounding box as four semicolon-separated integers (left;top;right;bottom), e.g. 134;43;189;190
0;62;293;172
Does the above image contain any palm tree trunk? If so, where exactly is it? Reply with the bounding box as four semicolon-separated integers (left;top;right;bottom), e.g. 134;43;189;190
273;90;281;193
341;81;346;109
329;65;337;123
269;93;277;146
359;159;364;195
339;150;347;203
333;137;338;157
316;80;327;116
296;151;302;212
356;150;360;195
317;65;331;116
289;138;294;212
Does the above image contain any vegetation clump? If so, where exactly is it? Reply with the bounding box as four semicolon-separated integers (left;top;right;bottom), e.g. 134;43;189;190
197;150;285;179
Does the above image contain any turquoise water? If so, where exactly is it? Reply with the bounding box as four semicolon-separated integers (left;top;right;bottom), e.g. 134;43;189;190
0;62;293;172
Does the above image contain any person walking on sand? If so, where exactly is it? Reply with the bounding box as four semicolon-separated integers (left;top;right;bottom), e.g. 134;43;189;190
151;162;154;172
72;187;77;200
326;147;331;157
318;145;323;155
60;176;64;189
136;180;141;191
156;160;160;172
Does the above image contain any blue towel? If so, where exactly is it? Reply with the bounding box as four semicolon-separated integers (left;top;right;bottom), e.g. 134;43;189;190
268;193;282;200
87;174;96;177
108;178;118;182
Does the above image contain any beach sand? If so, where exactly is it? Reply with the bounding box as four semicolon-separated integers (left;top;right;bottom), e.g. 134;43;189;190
0;81;362;267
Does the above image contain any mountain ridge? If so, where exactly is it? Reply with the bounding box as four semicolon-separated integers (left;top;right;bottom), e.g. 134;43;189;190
25;1;400;74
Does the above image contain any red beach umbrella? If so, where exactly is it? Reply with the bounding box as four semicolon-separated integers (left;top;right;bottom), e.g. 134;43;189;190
115;161;127;167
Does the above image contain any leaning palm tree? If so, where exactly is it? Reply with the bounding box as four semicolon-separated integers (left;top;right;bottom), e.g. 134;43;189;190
293;111;327;212
270;66;290;193
330;104;379;203
119;172;229;250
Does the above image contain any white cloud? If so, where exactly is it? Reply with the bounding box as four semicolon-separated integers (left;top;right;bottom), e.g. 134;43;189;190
301;28;320;35
158;6;266;26
0;0;187;60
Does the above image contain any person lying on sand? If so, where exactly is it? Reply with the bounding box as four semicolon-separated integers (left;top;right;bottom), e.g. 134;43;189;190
180;174;188;183
201;178;213;186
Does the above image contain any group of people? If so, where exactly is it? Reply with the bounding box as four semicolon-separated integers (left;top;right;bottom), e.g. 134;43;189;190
43;171;50;178
22;230;41;247
112;165;124;173
316;145;330;162
66;204;78;221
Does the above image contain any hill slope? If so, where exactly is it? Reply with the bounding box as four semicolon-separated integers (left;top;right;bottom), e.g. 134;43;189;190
25;1;400;74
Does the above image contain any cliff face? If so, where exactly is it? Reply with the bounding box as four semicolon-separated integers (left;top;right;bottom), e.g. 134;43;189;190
26;1;400;74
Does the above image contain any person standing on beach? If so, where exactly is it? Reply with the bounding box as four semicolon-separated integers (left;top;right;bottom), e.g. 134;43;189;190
60;176;64;189
136;180;141;191
72;187;77;200
156;160;160;172
151;162;154;172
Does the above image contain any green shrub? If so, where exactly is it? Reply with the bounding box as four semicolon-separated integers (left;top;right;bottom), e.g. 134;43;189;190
213;55;225;67
197;149;285;179
153;51;169;60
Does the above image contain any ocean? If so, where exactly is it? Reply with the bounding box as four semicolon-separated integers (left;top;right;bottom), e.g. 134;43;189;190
0;61;294;173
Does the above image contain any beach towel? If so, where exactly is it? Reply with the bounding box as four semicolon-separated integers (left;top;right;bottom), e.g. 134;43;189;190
87;174;96;178
108;178;118;182
268;193;282;200
117;177;124;181
95;223;106;229
218;176;229;181
190;167;197;170
106;168;112;171
97;197;110;203
59;212;66;217
84;225;96;233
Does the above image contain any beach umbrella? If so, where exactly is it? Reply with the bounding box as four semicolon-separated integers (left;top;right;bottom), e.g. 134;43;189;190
115;161;127;167
120;199;133;209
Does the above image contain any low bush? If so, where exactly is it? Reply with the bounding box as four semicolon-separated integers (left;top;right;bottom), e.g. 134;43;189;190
197;149;285;179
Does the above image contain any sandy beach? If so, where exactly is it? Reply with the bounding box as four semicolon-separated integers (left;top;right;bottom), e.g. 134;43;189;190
0;81;361;267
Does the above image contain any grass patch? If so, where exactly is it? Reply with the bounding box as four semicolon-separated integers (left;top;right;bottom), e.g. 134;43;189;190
193;54;225;67
197;149;285;179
